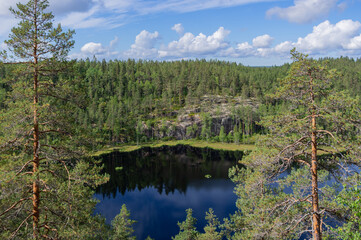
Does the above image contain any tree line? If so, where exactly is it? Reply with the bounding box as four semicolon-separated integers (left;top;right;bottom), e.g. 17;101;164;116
3;55;361;147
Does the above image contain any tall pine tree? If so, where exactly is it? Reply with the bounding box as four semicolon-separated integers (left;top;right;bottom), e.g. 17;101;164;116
0;1;109;238
228;50;361;239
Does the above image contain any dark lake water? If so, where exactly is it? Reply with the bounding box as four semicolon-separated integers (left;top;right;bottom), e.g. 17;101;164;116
94;145;244;240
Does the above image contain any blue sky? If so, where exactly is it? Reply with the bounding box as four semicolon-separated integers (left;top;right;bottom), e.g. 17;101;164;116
1;0;361;65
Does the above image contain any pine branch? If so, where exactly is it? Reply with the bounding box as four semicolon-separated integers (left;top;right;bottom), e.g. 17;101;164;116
0;198;31;217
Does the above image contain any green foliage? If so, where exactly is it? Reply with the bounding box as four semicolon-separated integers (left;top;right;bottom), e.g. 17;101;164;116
198;209;223;240
333;179;361;239
219;126;226;143
201;113;212;141
233;125;240;144
0;0;110;238
111;204;137;240
225;50;361;239
172;209;199;240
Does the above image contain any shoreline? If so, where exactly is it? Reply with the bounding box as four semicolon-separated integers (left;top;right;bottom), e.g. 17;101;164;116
92;139;255;157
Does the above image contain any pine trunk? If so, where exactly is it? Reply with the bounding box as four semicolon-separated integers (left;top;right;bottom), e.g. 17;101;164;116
310;75;321;240
32;0;40;237
311;115;321;239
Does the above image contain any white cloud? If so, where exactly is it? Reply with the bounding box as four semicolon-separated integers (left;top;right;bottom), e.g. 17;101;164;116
273;41;294;54
252;34;274;48
49;0;94;16
137;0;278;14
337;1;347;12
70;37;119;59
0;0;279;34
232;42;255;57
102;0;136;13
172;23;184;35
124;30;161;58
0;0;25;16
133;30;160;49
0;0;108;36
55;0;282;31
159;27;230;58
59;6;114;29
343;34;361;50
122;20;361;60
81;42;107;55
256;20;361;56
0;0;93;18
237;42;253;51
71;18;361;61
0;0;27;36
266;0;339;24
110;36;119;48
295;20;361;52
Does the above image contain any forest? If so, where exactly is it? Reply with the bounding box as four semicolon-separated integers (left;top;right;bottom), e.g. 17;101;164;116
1;0;361;239
2;56;361;146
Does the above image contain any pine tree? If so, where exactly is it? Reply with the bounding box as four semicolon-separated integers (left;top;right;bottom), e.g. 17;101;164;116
111;204;136;240
172;209;199;240
228;49;361;239
0;0;109;238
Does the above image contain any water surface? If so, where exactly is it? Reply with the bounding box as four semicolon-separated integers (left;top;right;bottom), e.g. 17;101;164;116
94;145;243;240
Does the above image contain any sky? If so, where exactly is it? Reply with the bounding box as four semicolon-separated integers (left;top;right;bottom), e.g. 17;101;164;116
1;0;361;66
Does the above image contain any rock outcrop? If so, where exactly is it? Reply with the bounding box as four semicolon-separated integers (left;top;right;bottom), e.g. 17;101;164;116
143;95;259;140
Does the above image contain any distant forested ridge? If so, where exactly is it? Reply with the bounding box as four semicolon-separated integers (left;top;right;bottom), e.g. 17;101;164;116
1;57;361;147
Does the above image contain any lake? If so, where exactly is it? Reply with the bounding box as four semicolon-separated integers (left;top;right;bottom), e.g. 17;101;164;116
94;145;244;239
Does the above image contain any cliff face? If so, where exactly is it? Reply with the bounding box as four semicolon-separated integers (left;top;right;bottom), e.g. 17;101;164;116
142;95;259;140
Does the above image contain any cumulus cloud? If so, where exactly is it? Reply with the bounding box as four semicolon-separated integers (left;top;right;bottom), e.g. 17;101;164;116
81;42;107;55
159;27;230;58
122;20;361;60
232;42;255;57
252;34;274;48
70;37;119;59
172;23;184;35
133;30;160;49
266;0;339;24
124;30;161;58
70;18;361;61
259;20;361;56
110;36;119;48
273;41;294;54
295;20;361;52
344;35;361;50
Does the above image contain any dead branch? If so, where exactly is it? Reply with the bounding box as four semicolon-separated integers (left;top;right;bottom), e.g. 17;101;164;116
9;213;33;240
16;159;35;176
316;129;336;140
0;198;31;217
295;159;311;167
286;213;311;235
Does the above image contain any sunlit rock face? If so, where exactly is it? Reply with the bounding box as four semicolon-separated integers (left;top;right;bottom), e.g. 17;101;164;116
142;95;259;140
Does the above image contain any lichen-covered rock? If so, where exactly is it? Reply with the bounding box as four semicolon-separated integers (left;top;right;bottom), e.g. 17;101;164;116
143;95;259;140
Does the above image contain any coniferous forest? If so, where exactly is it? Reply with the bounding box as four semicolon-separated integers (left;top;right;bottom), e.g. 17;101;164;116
1;0;361;239
3;56;361;146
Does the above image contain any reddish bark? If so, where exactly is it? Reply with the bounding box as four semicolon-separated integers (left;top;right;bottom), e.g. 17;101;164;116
310;73;321;240
32;0;40;238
